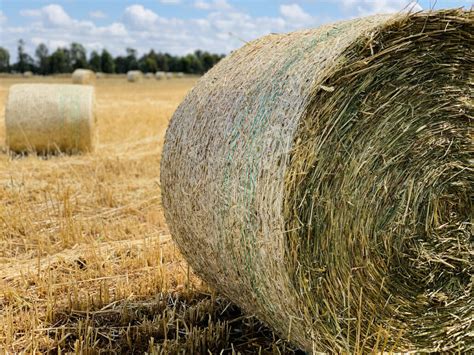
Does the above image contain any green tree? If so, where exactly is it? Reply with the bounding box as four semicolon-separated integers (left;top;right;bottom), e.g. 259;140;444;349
35;43;49;75
0;47;10;72
125;48;138;70
70;42;88;69
139;51;158;73
101;49;115;73
89;50;101;72
49;48;69;73
16;39;34;73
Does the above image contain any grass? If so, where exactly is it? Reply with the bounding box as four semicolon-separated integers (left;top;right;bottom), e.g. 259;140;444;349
0;75;298;353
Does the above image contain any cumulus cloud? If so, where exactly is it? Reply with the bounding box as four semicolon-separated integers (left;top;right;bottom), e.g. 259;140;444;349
0;11;7;25
89;10;107;19
123;4;159;29
194;0;232;11
280;4;313;23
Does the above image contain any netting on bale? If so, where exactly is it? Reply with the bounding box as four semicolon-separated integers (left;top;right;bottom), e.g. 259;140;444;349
161;10;473;353
5;84;97;154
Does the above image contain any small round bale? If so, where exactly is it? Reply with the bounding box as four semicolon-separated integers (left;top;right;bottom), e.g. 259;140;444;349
23;71;33;78
72;69;96;85
165;72;173;79
5;84;97;153
155;71;166;80
161;10;473;353
176;72;184;78
145;72;154;79
127;70;143;82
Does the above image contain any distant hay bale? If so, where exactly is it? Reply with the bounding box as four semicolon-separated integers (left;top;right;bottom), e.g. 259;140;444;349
161;10;473;353
23;71;33;78
127;70;143;82
155;71;166;80
5;84;97;154
166;72;174;79
176;72;184;78
72;69;96;85
145;72;154;79
96;72;105;79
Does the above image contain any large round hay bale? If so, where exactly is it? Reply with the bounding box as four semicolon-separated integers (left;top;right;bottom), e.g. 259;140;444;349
72;69;96;85
161;10;473;353
127;70;143;82
5;84;97;153
155;71;166;80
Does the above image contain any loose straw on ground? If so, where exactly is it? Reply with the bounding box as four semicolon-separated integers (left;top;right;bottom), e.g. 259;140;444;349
5;84;97;154
161;10;473;353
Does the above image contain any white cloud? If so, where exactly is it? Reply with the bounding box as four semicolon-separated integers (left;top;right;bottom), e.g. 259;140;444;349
280;4;312;23
42;4;74;27
20;9;42;17
194;0;232;11
160;0;182;4
89;10;107;19
0;11;7;25
123;5;159;29
340;0;422;16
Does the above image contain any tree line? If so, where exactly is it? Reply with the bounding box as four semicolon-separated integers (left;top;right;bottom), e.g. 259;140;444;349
0;40;225;75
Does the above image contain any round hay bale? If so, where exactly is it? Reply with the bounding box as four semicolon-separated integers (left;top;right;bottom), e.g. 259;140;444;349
127;70;143;82
161;10;473;353
23;71;33;78
155;71;166;80
96;72;105;79
145;72;155;79
166;72;174;79
5;84;97;154
72;69;96;85
176;72;184;78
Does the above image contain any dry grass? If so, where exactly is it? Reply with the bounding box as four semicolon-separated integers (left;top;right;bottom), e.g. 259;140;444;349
0;75;297;353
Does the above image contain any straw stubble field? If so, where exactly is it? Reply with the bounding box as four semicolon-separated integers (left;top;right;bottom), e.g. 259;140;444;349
0;76;296;353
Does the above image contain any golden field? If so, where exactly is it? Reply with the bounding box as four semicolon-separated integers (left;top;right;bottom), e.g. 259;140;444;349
0;76;294;354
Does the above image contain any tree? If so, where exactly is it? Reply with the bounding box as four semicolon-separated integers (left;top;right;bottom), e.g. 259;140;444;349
89;50;101;72
70;42;88;69
35;43;49;75
125;48;138;71
138;51;158;73
16;39;34;72
101;49;115;73
0;47;10;72
49;48;69;73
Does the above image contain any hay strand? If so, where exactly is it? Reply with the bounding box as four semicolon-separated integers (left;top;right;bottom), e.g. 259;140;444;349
161;10;473;353
72;69;96;85
5;84;97;153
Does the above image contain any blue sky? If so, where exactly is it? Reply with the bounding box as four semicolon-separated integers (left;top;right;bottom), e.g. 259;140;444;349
0;0;472;58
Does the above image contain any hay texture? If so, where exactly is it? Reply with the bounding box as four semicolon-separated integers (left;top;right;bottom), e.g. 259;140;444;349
127;70;143;82
72;69;96;85
5;84;97;153
161;10;473;353
156;71;166;80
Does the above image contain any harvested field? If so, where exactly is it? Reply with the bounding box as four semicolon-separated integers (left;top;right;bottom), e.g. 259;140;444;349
0;75;297;353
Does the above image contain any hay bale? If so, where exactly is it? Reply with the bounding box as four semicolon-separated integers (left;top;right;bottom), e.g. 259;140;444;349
96;72;105;79
176;72;184;78
161;10;473;353
155;71;166;80
5;84;97;153
145;72;154;79
72;69;96;85
127;70;143;82
23;71;33;78
166;72;174;79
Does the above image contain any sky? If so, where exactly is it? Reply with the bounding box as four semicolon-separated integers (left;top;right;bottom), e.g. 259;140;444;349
0;0;472;58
